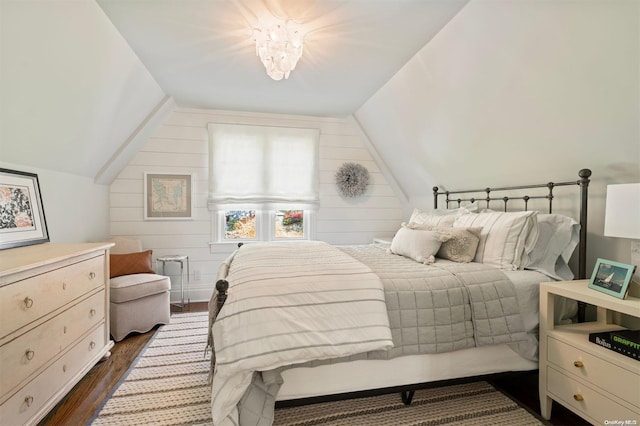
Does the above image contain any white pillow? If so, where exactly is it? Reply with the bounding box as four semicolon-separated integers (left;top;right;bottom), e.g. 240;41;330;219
389;227;450;264
453;211;539;270
409;202;479;227
524;213;580;280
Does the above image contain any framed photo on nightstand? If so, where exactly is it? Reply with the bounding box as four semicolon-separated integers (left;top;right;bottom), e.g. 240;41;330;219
588;258;636;299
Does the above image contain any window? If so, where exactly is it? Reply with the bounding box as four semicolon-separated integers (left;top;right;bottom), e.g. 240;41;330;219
224;210;256;239
208;124;319;243
274;210;304;239
217;208;311;242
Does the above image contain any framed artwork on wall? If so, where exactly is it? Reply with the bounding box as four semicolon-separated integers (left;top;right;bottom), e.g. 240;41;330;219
0;168;49;250
144;172;194;220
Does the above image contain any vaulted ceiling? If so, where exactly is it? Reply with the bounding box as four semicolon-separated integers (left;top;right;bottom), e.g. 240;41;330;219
3;0;636;201
96;0;469;116
0;0;468;183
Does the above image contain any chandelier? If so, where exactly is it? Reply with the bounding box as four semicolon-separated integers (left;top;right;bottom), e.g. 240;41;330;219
253;21;304;81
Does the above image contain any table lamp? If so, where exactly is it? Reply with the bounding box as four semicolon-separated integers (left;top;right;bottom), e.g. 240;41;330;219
604;183;640;285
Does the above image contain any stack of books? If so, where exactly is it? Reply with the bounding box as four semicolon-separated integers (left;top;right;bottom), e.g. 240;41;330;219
589;329;639;361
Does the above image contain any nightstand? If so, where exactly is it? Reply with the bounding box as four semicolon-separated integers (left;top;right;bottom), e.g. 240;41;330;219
539;280;640;424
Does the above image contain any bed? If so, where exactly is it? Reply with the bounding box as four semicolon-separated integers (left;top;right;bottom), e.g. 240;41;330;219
208;169;592;426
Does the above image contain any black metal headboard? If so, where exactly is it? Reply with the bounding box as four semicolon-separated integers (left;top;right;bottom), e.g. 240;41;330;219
433;169;591;322
433;169;592;280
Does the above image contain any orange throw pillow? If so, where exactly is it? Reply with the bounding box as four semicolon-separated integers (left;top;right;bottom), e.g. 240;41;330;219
110;250;155;278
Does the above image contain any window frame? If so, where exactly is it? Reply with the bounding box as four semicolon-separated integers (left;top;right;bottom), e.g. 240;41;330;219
213;205;315;244
218;207;261;242
269;208;312;241
207;123;320;246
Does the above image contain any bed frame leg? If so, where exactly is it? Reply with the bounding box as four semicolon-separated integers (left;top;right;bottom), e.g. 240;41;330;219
401;390;415;405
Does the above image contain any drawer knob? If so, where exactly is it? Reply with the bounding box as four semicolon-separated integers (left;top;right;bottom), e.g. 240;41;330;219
90;308;96;317
573;394;584;402
89;272;96;280
89;341;96;350
23;297;34;309
573;360;584;368
25;349;35;361
24;396;34;407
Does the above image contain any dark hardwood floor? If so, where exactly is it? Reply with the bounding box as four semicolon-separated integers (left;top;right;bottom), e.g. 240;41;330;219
39;302;589;426
38;303;207;426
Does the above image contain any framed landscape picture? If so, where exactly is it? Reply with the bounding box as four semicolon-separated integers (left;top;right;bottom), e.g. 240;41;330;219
0;168;49;250
588;258;636;299
144;172;194;220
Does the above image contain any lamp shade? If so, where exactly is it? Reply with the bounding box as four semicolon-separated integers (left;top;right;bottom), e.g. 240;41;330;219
604;183;640;239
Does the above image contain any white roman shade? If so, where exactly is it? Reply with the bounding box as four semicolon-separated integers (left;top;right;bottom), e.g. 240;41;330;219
208;123;319;205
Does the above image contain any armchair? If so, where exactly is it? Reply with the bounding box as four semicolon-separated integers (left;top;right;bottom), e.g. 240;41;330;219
108;238;171;341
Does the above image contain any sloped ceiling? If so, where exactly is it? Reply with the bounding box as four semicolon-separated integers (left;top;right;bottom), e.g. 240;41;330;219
0;0;469;183
96;0;469;116
355;0;639;202
0;1;166;180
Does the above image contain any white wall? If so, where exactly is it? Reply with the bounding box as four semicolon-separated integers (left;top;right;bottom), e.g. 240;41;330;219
356;0;640;274
109;108;404;303
0;162;110;244
0;0;165;179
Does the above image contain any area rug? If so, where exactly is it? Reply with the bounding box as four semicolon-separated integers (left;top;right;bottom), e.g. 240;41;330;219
91;312;544;426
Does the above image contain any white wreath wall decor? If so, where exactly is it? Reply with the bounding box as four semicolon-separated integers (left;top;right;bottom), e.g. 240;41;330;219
335;162;369;198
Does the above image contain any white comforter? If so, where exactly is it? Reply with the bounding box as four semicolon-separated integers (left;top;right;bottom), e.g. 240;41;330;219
211;241;393;426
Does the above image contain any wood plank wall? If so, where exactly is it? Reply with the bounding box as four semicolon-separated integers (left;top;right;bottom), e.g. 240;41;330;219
109;108;405;303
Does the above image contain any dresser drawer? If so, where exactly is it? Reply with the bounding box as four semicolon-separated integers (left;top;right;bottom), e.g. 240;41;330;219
547;337;640;408
0;324;106;425
547;366;639;424
0;290;105;399
0;255;105;339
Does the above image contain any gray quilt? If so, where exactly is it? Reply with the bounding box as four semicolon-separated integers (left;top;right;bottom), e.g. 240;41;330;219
212;243;529;425
342;244;527;354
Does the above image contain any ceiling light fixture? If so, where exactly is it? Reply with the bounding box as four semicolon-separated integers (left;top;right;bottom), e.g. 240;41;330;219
253;20;304;81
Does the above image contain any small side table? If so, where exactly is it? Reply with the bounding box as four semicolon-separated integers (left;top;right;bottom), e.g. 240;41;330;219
156;255;189;308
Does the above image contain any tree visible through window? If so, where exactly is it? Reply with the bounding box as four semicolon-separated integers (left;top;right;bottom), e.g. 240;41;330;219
224;210;256;239
275;210;304;238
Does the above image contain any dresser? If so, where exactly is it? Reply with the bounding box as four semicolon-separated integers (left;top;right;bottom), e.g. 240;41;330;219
0;242;114;425
539;280;640;424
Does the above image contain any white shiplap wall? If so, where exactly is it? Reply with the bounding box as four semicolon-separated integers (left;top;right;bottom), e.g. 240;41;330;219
109;108;405;303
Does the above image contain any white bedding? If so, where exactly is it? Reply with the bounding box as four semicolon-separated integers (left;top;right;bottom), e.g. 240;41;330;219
278;343;537;400
278;268;552;402
503;269;549;332
211;241;393;426
210;242;542;424
503;269;578;330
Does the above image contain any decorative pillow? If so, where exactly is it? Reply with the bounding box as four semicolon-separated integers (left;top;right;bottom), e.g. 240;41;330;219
404;223;482;263
433;226;482;263
409;202;479;227
389;227;451;264
453;211;539;270
110;250;155;278
524;214;580;280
